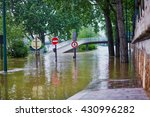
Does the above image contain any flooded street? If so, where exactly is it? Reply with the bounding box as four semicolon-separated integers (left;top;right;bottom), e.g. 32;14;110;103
0;46;139;100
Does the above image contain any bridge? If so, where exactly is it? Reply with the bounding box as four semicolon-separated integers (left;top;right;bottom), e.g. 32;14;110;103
47;38;108;53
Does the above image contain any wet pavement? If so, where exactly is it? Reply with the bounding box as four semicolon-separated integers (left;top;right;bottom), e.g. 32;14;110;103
68;77;149;100
0;46;149;100
67;88;149;100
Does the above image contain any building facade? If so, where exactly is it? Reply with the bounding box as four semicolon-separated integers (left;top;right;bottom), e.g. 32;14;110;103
132;0;150;90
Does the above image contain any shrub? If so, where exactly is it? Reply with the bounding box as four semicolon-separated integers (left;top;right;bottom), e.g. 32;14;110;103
78;44;96;52
88;44;96;50
8;39;28;58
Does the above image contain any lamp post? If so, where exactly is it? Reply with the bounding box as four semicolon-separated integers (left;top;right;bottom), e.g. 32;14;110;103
3;0;7;73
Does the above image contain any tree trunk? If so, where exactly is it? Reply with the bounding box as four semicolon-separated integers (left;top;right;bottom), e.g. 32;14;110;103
116;0;128;63
29;31;34;39
103;10;114;56
115;19;120;57
95;0;114;56
39;32;45;45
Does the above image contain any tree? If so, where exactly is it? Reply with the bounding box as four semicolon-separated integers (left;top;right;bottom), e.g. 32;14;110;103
46;0;98;37
116;0;128;63
102;0;115;56
11;0;94;43
89;0;115;56
0;14;24;47
11;0;53;44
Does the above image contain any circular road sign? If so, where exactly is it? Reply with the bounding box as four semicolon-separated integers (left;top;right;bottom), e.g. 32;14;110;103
52;37;58;45
71;41;78;48
31;38;42;50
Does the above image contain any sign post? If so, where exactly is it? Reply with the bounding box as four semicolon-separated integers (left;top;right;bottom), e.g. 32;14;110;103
72;32;77;59
31;37;42;68
52;37;58;62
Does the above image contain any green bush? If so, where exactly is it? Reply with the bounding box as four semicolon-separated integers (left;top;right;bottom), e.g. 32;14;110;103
88;44;96;50
8;39;28;58
78;45;86;51
78;44;96;52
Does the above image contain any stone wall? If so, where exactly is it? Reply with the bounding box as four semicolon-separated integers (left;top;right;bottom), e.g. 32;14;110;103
133;39;150;90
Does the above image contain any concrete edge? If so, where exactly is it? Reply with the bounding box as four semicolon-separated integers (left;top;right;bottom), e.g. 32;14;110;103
67;90;88;100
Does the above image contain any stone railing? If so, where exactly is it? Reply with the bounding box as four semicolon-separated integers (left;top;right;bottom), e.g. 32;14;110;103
132;0;150;43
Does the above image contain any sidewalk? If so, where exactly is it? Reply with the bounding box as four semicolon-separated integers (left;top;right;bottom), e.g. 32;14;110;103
68;88;149;100
68;79;149;100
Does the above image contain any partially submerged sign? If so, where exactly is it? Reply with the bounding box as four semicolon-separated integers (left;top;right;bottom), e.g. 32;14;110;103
31;37;42;50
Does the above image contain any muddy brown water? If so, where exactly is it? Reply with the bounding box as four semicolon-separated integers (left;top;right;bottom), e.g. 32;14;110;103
0;46;140;100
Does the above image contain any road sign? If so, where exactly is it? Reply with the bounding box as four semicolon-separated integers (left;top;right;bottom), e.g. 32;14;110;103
71;41;78;48
31;38;42;50
52;37;58;45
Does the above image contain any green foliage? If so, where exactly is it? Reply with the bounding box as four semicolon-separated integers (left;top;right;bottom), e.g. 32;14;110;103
78;44;96;52
8;39;28;58
88;44;96;50
78;27;98;38
10;0;101;39
0;14;24;44
1;0;134;51
78;45;86;51
0;13;26;58
76;27;97;51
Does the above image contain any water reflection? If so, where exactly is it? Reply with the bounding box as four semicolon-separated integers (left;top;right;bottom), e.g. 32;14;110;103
72;59;77;83
35;52;41;68
0;74;8;99
0;46;138;99
51;63;60;86
87;46;139;91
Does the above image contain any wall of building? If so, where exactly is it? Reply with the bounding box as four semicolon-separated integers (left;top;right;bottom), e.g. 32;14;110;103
133;39;150;90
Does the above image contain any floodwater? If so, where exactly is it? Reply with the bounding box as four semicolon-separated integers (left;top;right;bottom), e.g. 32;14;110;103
0;46;139;100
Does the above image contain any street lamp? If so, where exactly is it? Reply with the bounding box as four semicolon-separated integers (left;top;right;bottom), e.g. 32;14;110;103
2;0;7;73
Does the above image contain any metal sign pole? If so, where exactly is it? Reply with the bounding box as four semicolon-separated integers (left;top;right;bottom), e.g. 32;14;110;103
55;45;57;62
73;32;77;59
35;37;38;68
35;37;37;55
52;37;58;62
3;0;7;73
